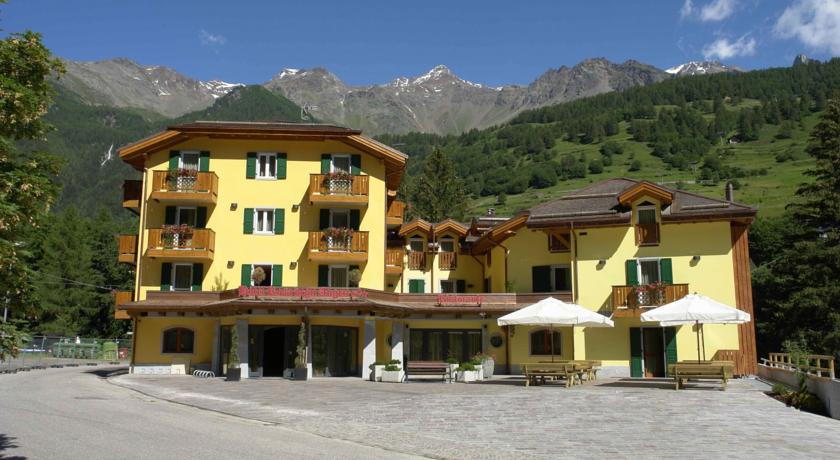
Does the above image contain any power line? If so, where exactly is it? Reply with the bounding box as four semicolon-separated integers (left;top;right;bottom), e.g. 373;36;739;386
30;271;123;291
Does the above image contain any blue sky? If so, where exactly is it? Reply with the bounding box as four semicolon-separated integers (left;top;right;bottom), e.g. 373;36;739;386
2;0;839;86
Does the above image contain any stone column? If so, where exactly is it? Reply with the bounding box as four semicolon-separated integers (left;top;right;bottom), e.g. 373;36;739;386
210;319;221;375
236;319;249;379
361;319;376;379
391;321;404;364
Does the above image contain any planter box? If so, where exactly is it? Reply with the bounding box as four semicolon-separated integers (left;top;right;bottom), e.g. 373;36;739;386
448;363;459;381
370;364;386;382
225;367;241;382
483;359;495;379
456;370;481;383
381;370;404;383
294;367;311;381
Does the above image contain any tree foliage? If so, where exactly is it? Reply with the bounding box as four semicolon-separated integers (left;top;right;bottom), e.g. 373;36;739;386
407;148;468;222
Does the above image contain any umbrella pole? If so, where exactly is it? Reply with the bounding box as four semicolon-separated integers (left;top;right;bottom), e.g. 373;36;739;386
695;320;702;364
550;325;555;363
701;324;706;361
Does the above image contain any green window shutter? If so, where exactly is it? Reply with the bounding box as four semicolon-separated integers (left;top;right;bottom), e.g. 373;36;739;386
277;153;287;179
630;328;643;378
350;210;360;231
664;327;678;375
195;207;207;229
168;151;180;170
271;265;283;287
320;154;331;174
199;151;210;172
319;209;330;230
243;208;254;234
246;152;257;179
625;260;639;286
318;265;329;287
241;264;252;286
160;263;172;291
274;208;285;234
659;258;673;284
409;279;425;293
531;265;551;292
191;263;203;291
456;279;466;293
164;206;176;225
351;154;361;175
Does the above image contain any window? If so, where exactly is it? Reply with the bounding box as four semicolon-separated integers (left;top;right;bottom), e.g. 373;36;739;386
409;329;481;363
530;329;561;356
172;264;193;291
329;265;348;288
439;237;456;253
532;265;571;292
635;205;660;246
176;206;197;226
637;205;657;225
256;153;277;179
330;209;350;228
250;264;272;287
548;233;571;252
440;280;456;293
179;151;199;171
408;237;425;252
163;327;194;354
254;209;275;234
331;154;351;174
638;259;661;284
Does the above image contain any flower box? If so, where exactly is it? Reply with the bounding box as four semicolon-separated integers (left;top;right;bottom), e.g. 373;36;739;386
370;364;386;382
456;370;481;383
381;369;404;383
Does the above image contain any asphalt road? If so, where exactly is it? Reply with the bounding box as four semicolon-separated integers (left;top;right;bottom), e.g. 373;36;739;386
0;366;420;460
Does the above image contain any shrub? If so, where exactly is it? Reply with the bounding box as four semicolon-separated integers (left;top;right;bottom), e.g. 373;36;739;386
388;359;401;365
629;160;642;172
368;361;385;370
588;158;604;174
384;364;401;372
770;383;789;395
456;362;476;372
445;356;459;364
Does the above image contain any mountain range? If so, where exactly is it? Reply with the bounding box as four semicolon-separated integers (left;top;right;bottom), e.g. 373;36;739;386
54;57;739;135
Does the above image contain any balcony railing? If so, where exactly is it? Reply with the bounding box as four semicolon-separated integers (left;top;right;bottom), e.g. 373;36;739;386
407;251;426;270
114;290;132;320
150;170;218;204
386;200;406;225
635;223;660;246
123;180;141;214
385;248;404;274
308;230;369;263
118;234;138;265
438;251;457;270
309;174;369;206
146;227;215;260
610;283;689;315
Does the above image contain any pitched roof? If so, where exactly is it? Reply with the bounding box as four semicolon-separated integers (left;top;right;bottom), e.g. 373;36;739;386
118;121;408;190
526;178;755;227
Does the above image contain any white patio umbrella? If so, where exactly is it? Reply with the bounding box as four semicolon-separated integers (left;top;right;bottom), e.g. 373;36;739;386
497;297;614;362
640;293;751;362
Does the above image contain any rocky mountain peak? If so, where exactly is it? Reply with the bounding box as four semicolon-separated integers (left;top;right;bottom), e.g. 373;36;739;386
665;60;741;76
793;54;811;66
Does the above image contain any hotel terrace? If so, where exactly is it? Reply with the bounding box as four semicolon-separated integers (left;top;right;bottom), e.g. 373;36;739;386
115;121;757;379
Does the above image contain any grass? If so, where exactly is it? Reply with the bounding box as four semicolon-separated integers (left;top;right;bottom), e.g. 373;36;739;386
468;103;817;218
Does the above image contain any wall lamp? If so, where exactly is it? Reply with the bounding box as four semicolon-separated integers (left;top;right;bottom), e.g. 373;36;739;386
292;204;300;212
692;255;701;263
230;203;238;211
290;261;298;269
226;261;235;269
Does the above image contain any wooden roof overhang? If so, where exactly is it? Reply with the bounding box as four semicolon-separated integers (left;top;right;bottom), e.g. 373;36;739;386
470;214;529;254
433;219;468;237
398;219;433;237
617;181;674;206
118;122;408;190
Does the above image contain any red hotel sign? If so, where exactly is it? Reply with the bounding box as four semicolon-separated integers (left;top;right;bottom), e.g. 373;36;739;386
436;294;483;306
238;286;368;300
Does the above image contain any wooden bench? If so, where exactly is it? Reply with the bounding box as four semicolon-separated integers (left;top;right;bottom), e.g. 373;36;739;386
523;363;577;387
670;362;733;390
405;361;450;382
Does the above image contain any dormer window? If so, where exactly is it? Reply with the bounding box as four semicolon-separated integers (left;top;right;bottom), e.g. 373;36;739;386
438;236;457;270
408;236;427;270
635;204;660;246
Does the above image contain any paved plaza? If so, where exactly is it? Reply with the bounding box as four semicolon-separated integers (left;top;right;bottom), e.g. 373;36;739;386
112;373;840;459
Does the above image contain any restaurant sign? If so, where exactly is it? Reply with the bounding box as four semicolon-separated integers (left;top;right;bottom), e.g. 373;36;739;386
238;286;368;300
436;294;483;306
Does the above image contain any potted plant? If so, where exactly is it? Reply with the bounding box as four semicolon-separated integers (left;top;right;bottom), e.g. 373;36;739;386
226;326;241;381
167;167;198;191
474;353;495;379
251;266;266;286
293;321;310;381
455;362;481;383
324;227;354;251
368;361;386;382
348;268;362;287
381;359;404;383
323;171;352;194
445;356;460;380
469;357;484;380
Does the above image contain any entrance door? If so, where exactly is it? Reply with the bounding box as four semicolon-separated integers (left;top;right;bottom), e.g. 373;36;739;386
262;327;287;377
642;328;665;377
311;326;358;377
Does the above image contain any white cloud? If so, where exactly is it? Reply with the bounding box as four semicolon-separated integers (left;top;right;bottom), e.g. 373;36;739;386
680;0;695;19
702;35;757;59
199;29;228;46
774;0;840;55
699;0;737;21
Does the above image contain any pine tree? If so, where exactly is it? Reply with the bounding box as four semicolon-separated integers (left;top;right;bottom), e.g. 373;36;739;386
408;148;468;222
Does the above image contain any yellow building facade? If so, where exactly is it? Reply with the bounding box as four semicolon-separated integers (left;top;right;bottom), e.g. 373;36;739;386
117;122;757;379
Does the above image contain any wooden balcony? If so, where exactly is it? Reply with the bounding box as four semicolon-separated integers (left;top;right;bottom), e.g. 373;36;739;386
149;170;218;205
386;200;406;226
114;290;132;320
307;231;369;263
123;180;142;214
118;234;138;265
407;251;426;270
145;228;215;260
385;248;404;275
438;251;457;270
309;174;369;207
635;223;660;246
610;284;689;317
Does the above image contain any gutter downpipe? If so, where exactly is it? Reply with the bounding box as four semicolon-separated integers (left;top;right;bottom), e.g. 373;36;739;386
130;164;150;372
571;221;579;303
486;236;511;374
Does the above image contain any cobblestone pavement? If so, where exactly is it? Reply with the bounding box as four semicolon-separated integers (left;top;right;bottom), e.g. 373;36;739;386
111;374;839;459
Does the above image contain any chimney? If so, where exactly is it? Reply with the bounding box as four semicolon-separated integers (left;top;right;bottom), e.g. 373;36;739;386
725;182;734;202
487;208;496;217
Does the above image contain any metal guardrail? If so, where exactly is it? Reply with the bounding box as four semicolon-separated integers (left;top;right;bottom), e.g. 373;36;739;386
1;336;131;373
